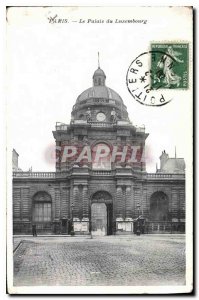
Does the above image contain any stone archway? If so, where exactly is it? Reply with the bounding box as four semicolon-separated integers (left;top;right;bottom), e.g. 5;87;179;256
91;191;113;236
150;191;169;221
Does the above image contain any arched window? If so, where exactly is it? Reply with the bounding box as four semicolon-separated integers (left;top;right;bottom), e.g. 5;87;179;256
33;192;52;222
92;143;111;170
79;114;84;120
150;191;169;221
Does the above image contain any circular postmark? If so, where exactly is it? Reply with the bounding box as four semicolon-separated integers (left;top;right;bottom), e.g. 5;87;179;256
126;50;180;107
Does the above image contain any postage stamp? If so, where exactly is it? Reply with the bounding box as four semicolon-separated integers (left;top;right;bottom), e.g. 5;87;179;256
126;43;189;107
151;43;189;90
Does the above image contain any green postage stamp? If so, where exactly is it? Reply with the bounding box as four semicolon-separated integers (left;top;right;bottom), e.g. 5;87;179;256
151;43;189;89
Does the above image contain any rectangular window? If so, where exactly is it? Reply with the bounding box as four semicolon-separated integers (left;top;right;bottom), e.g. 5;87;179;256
33;203;51;222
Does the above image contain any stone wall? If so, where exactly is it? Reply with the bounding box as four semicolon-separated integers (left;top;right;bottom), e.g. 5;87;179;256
13;174;185;234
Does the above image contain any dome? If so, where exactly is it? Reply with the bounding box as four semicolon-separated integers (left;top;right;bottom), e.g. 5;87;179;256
76;86;123;103
72;65;129;123
93;68;106;78
76;67;123;103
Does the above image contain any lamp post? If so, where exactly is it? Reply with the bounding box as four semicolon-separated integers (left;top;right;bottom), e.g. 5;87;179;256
136;204;141;236
70;202;74;236
137;204;140;218
90;218;93;239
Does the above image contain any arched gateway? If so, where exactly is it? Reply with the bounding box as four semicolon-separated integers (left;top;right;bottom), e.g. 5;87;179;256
91;191;113;236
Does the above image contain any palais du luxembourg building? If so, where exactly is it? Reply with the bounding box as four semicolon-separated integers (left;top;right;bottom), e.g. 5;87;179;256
12;65;185;235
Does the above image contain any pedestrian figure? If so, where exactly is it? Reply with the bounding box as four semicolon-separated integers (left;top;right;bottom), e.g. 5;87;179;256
32;224;37;237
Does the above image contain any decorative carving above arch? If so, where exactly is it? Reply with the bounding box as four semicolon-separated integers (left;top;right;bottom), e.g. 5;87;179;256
91;191;112;204
33;191;52;202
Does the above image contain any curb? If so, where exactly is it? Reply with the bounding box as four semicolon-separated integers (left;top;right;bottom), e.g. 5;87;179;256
13;240;23;253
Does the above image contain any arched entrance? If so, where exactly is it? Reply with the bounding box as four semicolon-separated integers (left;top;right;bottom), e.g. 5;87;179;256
150;191;169;221
91;191;113;236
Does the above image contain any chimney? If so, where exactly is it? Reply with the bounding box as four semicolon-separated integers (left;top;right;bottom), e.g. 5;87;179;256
159;150;169;170
12;149;19;170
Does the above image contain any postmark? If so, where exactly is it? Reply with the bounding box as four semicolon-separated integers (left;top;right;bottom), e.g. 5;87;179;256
126;51;172;106
126;44;189;107
151;43;189;90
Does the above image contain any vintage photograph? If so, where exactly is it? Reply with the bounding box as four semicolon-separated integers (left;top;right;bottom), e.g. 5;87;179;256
7;6;193;294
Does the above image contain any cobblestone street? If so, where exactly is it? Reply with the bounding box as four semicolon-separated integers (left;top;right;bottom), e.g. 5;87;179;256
13;235;185;286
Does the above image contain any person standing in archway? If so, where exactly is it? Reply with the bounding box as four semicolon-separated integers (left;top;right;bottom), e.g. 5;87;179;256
32;223;37;237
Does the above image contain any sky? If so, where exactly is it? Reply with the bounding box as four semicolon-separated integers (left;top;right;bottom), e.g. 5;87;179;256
7;6;193;173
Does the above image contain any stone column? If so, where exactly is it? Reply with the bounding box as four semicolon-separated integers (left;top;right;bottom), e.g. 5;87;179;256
61;187;70;219
66;187;70;219
82;185;89;218
124;185;133;233
116;186;123;218
125;186;132;219
73;185;79;218
81;185;90;233
21;188;30;221
13;188;21;220
55;188;61;220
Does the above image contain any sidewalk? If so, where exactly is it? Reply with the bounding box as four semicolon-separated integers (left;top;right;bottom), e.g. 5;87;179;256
13;235;91;252
13;233;185;251
14;233;185;238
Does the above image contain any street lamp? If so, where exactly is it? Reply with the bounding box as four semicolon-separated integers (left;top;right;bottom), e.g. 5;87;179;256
90;218;93;239
136;204;141;236
137;204;140;218
70;202;75;236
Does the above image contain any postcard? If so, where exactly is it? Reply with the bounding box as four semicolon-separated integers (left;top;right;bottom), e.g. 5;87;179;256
6;6;193;294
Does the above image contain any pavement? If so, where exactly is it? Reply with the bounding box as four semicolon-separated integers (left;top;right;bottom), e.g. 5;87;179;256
13;235;185;286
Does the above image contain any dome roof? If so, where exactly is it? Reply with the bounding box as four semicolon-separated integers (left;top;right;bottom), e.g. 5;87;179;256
76;86;123;103
93;68;106;78
76;67;123;103
72;65;129;122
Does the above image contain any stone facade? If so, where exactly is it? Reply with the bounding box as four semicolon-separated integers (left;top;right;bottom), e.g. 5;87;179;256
13;66;185;235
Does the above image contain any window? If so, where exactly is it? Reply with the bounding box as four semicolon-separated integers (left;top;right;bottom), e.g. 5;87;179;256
78;114;84;120
92;143;111;170
150;192;169;221
78;135;84;141
33;202;52;222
